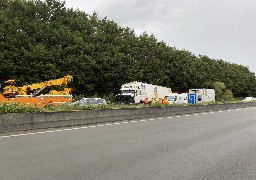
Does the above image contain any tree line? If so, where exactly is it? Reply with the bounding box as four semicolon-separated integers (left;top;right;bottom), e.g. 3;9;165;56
0;0;255;98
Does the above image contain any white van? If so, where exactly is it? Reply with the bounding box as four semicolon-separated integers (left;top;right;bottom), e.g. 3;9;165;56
165;93;188;104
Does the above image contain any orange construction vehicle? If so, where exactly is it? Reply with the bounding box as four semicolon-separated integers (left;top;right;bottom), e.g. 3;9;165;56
0;75;73;107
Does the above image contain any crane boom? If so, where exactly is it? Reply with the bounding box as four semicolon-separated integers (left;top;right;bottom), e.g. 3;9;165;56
0;75;73;107
2;75;73;97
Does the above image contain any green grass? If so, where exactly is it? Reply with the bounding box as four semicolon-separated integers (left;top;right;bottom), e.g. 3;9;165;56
0;100;251;114
0;102;43;114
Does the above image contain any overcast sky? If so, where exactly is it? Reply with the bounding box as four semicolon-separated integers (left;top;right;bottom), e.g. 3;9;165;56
65;0;256;73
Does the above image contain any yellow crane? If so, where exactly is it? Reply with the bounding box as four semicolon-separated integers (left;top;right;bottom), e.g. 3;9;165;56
2;75;73;98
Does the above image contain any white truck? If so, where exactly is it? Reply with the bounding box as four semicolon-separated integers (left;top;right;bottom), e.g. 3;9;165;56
116;82;172;104
189;89;215;103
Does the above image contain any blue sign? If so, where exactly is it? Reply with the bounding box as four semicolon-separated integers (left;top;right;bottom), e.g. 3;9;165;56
154;87;157;93
188;93;197;104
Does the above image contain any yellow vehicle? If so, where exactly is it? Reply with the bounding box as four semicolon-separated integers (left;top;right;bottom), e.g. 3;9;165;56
2;79;19;97
0;75;73;107
2;75;73;97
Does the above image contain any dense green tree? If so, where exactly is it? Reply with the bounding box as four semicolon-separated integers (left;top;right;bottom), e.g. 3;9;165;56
0;0;255;98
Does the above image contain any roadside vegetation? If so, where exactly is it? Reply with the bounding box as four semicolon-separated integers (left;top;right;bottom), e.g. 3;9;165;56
0;0;255;114
1;0;256;99
0;98;252;114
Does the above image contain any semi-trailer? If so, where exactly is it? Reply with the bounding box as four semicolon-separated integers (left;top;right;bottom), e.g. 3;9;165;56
116;82;172;104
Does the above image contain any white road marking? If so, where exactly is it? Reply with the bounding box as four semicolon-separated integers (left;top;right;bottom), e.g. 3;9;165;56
6;107;243;139
10;135;20;137
194;114;198;116
28;132;37;135
219;111;223;113
89;126;96;128
253;107;256;109
19;134;29;136
0;136;11;138
37;132;46;134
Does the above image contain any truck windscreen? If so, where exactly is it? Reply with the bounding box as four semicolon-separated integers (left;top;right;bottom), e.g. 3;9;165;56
121;90;135;94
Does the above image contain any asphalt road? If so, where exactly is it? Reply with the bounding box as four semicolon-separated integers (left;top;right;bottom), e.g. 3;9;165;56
1;107;256;180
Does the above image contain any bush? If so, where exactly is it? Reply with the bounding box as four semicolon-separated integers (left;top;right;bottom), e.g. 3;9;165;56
214;82;235;102
0;102;43;114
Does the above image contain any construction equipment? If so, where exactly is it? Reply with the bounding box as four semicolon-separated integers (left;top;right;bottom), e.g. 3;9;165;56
0;75;73;107
2;75;73;97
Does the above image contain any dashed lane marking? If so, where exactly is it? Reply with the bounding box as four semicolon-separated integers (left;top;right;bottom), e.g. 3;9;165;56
54;130;63;132
10;135;20;137
89;126;96;128
219;111;223;113
0;136;11;138
28;132;37;135
63;129;72;131
1;108;243;140
19;134;29;136
194;114;199;116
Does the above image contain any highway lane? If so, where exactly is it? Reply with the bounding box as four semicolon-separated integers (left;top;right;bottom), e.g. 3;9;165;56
1;107;256;179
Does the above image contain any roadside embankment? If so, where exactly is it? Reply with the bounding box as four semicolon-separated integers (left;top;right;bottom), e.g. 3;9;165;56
0;102;255;133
